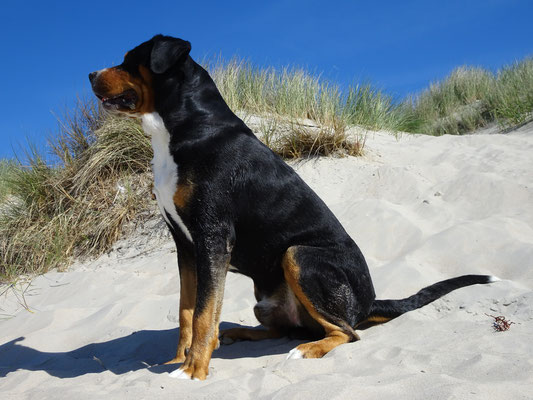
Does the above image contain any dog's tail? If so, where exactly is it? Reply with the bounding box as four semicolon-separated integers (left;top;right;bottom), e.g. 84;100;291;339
360;275;499;326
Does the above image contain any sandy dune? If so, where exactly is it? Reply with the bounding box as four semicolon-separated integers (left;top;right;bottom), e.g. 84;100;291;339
1;124;533;399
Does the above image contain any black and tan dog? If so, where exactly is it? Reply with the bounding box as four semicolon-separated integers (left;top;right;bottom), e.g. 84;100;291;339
89;35;497;380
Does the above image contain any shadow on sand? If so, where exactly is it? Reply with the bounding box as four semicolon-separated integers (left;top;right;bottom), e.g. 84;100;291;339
0;322;303;379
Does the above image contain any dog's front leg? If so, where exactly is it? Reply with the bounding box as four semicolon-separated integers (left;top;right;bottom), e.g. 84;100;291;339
170;232;230;381
165;250;196;364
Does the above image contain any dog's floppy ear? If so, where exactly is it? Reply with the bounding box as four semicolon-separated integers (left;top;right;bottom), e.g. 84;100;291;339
150;35;192;74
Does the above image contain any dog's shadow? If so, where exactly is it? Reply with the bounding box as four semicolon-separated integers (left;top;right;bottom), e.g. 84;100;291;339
0;322;303;379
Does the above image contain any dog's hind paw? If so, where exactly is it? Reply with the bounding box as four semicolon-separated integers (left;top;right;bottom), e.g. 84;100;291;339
219;334;235;345
286;347;303;360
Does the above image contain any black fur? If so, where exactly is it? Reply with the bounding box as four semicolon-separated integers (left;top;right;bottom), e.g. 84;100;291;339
92;34;495;349
369;275;494;320
150;35;191;74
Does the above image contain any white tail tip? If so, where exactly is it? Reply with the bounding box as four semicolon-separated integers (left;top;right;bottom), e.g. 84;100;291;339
488;276;501;283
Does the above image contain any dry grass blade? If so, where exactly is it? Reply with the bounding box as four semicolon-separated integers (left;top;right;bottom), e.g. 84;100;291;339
405;59;533;135
206;57;407;135
0;100;153;283
3;54;532;283
275;121;363;159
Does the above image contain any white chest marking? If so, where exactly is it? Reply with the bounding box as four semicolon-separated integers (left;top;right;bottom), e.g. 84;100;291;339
141;112;193;243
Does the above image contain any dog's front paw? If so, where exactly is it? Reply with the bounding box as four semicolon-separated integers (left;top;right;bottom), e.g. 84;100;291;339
169;358;209;381
169;367;201;381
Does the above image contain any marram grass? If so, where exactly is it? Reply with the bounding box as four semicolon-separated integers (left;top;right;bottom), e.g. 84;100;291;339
1;55;533;282
208;57;409;133
0;104;153;283
405;58;533;135
490;57;533;126
0;160;17;203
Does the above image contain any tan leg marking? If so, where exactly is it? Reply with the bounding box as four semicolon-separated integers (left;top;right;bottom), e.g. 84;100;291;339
282;247;359;359
290;330;352;359
176;294;221;380
173;255;228;380
165;259;196;365
173;178;194;210
365;315;391;324
220;327;283;344
354;315;392;329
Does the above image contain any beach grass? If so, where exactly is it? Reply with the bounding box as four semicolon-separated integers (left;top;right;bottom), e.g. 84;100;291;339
404;66;495;135
489;57;533;127
0;160;17;203
405;58;533;135
0;101;153;282
1;55;533;282
208;57;410;131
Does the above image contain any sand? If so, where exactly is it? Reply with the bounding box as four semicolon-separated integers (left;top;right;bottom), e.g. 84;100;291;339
1;123;533;399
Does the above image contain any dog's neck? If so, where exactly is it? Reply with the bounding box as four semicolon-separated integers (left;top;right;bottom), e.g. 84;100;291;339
149;57;250;148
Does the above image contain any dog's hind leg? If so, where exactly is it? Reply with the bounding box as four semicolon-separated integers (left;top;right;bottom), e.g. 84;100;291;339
282;246;367;359
219;327;284;344
220;282;301;344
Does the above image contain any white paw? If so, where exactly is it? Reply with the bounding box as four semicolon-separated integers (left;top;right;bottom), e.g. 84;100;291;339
169;368;199;381
286;347;303;360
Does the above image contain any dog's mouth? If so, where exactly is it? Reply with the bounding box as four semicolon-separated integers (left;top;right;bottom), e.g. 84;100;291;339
96;89;138;111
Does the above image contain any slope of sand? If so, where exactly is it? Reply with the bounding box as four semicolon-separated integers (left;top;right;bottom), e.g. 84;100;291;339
1;124;533;399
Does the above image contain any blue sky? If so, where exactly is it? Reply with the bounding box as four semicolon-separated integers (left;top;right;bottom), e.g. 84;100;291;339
1;0;532;160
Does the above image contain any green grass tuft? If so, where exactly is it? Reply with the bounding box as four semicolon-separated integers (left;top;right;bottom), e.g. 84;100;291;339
489;57;533;127
207;57;406;133
0;101;153;283
2;54;533;282
0;159;17;203
405;58;533;135
406;67;495;135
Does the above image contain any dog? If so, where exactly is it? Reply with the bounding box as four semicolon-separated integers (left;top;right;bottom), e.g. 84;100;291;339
89;34;498;380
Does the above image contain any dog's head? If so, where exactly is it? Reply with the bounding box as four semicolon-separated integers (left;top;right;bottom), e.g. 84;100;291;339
89;35;191;115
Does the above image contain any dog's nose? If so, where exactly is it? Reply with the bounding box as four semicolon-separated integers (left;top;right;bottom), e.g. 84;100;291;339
88;71;98;83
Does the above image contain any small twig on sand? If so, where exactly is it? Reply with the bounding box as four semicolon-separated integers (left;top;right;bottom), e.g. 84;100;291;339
486;313;514;332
